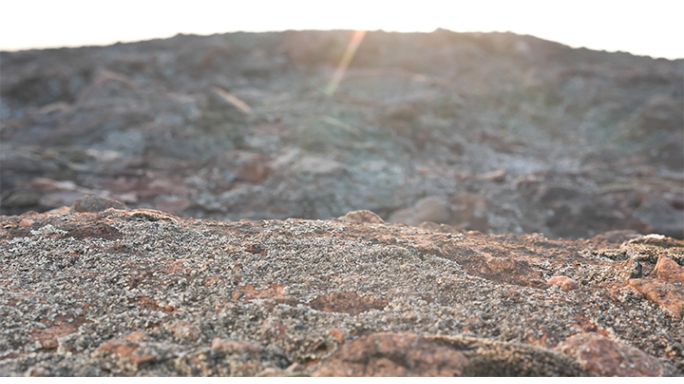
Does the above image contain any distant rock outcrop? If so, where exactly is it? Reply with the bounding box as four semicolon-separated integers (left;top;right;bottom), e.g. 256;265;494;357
1;30;682;239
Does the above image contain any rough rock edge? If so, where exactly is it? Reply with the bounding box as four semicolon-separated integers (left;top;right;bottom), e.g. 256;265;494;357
0;208;682;376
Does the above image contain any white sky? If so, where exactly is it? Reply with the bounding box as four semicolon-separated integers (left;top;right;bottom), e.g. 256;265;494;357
1;0;682;59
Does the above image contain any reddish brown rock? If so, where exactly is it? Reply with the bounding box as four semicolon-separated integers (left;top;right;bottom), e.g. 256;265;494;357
231;283;296;306
211;339;264;355
313;333;470;377
95;339;179;370
474;257;545;288
328;329;347;342
315;333;587;377
654;254;684;283
308;291;389;316
547;276;580;291
627;278;684;318
556;332;668;377
340;210;385;224
30;314;90;350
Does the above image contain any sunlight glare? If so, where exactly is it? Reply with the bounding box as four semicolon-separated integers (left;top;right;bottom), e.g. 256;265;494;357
0;0;681;59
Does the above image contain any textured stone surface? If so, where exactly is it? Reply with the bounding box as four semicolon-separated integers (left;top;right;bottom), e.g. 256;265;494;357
339;210;385;224
313;333;472;376
627;278;684;318
1;31;682;377
2;30;682;239
655;254;684;283
547;276;580;291
71;195;128;213
313;333;586;377
0;208;682;376
556;332;668;376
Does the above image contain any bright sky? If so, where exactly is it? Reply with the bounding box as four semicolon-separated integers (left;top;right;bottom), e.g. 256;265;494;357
1;0;682;59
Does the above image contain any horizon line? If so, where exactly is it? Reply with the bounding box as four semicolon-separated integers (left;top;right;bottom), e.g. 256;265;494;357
2;28;682;61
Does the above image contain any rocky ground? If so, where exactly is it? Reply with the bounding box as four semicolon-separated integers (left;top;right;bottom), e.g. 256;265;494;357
1;30;683;239
0;204;683;376
1;29;683;377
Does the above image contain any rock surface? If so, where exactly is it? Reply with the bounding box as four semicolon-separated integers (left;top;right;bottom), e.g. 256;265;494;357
1;28;682;377
1;30;682;239
1;208;683;376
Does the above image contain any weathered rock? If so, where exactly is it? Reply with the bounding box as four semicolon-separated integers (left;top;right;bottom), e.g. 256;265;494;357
654;254;684;283
547;276;580;291
1;210;682;376
623;235;684;265
71;195;128;213
1;30;681;239
627;278;684;319
95;339;181;373
339;210;385;224
1;29;683;377
314;332;587;377
556;332;670;376
313;333;470;376
389;197;452;227
590;230;643;245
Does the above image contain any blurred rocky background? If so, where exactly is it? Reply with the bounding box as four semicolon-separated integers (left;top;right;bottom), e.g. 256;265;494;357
1;29;682;239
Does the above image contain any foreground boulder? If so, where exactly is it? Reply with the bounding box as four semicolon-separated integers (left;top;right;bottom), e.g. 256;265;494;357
0;209;682;376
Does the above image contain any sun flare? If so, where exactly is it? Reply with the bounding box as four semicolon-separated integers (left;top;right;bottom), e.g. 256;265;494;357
0;0;682;59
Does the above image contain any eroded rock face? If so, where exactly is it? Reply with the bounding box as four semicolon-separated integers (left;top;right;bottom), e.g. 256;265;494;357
1;30;682;239
313;333;472;377
556;332;668;377
0;208;682;376
313;333;587;377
